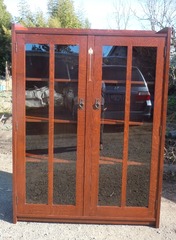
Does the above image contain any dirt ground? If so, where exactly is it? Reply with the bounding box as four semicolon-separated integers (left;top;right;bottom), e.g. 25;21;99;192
0;91;176;239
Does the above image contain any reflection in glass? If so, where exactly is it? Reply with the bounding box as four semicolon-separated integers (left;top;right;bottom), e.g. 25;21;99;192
26;122;48;204
25;43;50;118
99;124;123;206
54;82;78;120
25;81;49;118
102;46;127;121
26;162;48;204
99;45;157;207
100;124;124;159
54;45;79;121
53;123;77;205
26;43;49;78
53;45;79;205
99;157;122;206
127;123;152;206
98;45;127;206
130;47;156;123
127;47;156;207
129;66;152;122
126;165;150;206
55;45;79;80
102;45;127;65
25;43;50;204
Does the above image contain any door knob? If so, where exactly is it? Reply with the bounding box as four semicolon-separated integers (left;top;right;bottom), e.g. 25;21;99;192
94;99;101;110
78;98;84;109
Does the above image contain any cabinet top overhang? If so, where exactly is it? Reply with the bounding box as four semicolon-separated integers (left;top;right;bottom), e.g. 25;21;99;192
12;24;171;38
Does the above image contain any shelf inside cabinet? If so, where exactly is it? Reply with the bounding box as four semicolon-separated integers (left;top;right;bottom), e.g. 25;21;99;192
26;116;48;122
26;78;49;81
101;119;143;126
26;153;75;164
26;77;78;83
26;115;77;124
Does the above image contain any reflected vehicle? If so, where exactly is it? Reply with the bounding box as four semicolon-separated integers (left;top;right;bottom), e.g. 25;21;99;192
64;65;152;122
102;65;152;121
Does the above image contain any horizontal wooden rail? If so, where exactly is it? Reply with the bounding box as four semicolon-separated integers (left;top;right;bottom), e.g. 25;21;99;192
26;77;78;82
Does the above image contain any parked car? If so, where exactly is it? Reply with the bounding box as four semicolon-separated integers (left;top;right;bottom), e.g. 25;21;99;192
64;65;152;122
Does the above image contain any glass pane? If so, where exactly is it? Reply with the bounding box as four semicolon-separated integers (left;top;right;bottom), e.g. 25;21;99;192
53;45;79;205
26;44;49;78
99;159;122;206
54;45;79;121
98;46;127;206
127;122;152;206
54;82;78;120
26;43;50;118
25;43;49;204
55;45;79;80
127;47;157;206
102;46;127;121
26;162;48;204
53;123;77;205
26;81;49;118
130;47;156;122
26;122;48;204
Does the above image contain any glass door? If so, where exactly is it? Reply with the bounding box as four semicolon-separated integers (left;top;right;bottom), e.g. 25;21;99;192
16;35;88;217
86;36;165;220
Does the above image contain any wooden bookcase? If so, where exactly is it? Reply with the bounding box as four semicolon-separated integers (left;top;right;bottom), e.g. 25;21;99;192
12;24;171;227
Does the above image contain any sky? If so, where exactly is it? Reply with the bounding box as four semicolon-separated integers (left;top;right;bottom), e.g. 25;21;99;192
3;0;143;30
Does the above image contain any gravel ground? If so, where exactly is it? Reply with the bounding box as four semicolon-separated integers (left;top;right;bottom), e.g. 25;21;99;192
1;91;176;239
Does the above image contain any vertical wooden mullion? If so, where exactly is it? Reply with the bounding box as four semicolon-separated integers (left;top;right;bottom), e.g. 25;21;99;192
84;35;96;216
121;45;132;207
73;37;87;215
48;44;55;205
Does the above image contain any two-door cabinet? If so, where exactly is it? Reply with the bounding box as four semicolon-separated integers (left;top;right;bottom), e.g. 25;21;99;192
12;24;171;227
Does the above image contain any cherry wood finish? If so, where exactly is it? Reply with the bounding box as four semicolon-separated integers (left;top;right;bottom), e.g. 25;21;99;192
156;28;172;228
12;24;171;226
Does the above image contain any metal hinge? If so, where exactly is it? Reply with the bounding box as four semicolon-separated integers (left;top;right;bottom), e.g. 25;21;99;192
155;199;158;210
164;46;166;58
159;125;162;137
15;42;17;53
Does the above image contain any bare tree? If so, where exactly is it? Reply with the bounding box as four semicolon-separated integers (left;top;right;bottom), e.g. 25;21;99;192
110;0;133;29
134;0;176;31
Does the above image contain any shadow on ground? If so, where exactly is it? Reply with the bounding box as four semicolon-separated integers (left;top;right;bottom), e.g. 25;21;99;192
0;171;13;223
162;180;176;203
